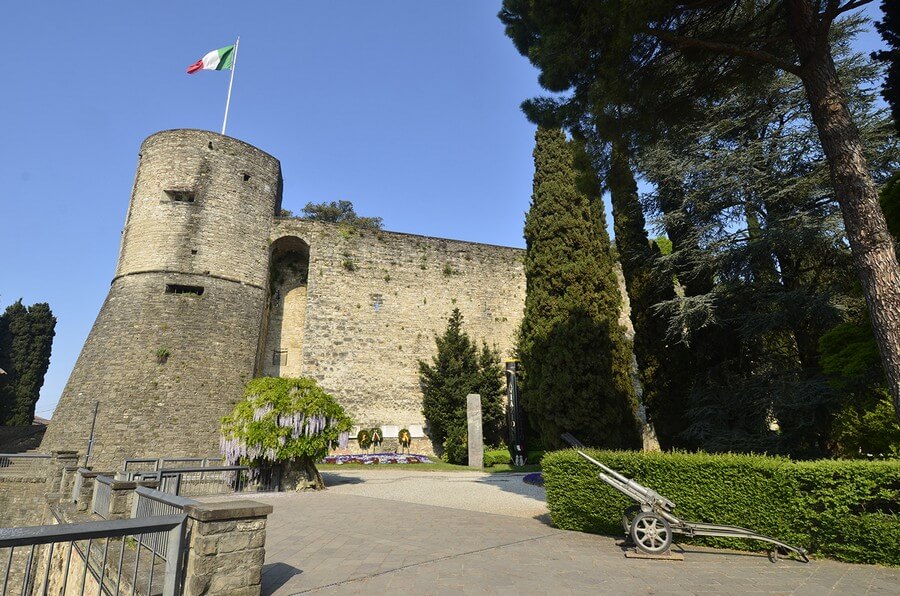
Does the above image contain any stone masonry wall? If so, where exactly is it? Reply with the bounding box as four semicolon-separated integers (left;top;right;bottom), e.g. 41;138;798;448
41;130;531;465
269;219;526;442
42;130;283;470
0;476;47;527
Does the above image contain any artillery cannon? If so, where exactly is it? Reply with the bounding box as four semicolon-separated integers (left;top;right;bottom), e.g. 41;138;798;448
561;433;809;562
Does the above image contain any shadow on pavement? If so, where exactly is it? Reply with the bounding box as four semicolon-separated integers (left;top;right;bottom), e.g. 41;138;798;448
261;562;302;593
321;472;365;486
533;512;554;526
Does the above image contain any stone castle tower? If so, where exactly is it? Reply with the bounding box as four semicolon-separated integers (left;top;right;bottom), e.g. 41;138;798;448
42;129;527;469
41;130;284;467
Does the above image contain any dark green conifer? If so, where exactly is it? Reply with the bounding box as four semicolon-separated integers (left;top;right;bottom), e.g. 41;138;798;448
519;128;640;450
0;300;56;426
607;141;693;449
419;309;506;450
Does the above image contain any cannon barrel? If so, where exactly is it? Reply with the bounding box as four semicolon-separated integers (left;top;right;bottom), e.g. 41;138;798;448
579;450;677;510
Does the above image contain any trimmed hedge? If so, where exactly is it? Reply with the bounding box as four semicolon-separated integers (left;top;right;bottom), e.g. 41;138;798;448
484;449;511;467
542;449;899;566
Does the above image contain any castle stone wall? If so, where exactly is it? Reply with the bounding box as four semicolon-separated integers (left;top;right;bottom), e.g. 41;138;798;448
117;129;282;287
42;130;528;465
269;220;526;443
41;131;283;470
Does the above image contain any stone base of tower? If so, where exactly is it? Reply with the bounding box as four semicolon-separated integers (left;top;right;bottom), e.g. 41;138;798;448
40;273;266;470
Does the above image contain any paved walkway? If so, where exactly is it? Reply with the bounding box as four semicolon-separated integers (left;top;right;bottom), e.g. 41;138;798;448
210;470;899;594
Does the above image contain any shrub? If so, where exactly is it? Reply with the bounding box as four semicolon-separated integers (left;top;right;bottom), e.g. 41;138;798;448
442;425;468;465
484;448;511;467
221;377;352;490
542;449;899;566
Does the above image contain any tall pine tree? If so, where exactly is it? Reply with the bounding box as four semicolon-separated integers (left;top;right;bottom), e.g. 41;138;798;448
607;141;694;449
500;0;900;423
519;128;640;450
0;300;56;426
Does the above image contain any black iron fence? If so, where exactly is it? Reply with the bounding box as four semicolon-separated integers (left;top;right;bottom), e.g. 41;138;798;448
0;512;187;595
132;466;280;497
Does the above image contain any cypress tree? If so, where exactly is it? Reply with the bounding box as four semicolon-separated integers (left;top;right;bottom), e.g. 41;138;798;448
607;141;693;449
519;127;640;450
0;300;56;426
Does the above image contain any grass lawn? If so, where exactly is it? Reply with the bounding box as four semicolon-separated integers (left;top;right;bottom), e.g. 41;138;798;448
318;460;541;473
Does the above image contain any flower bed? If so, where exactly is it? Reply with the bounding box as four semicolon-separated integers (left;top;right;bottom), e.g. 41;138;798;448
322;453;432;465
523;472;544;486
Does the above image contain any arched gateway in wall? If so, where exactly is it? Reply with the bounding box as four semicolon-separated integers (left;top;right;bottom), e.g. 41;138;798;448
260;236;310;378
42;130;527;465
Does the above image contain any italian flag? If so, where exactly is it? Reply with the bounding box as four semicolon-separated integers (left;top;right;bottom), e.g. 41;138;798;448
186;45;235;74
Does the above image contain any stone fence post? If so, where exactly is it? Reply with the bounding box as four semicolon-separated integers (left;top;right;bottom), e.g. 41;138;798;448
73;469;113;512
48;450;79;493
59;465;81;499
182;500;273;596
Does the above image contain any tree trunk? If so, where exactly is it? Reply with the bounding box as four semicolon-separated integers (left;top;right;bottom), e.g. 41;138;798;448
788;0;900;421
302;457;325;490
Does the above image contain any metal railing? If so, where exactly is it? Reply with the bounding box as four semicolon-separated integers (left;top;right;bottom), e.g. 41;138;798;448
133;465;280;497
0;513;187;596
121;457;223;481
131;488;197;560
0;454;50;478
92;476;113;519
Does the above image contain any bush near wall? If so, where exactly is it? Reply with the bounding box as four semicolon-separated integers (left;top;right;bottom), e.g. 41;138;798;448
542;449;899;566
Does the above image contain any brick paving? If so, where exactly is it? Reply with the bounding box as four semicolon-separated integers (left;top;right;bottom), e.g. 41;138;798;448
204;470;900;596
221;471;900;595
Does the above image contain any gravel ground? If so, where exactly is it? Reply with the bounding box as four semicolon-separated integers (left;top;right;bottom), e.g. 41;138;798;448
320;469;549;520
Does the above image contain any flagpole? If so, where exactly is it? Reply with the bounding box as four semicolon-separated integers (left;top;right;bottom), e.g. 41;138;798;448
221;37;240;135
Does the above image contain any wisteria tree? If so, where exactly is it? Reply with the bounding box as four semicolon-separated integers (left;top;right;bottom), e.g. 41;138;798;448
221;377;352;490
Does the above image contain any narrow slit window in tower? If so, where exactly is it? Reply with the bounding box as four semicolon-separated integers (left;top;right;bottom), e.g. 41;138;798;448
165;190;195;203
165;284;204;295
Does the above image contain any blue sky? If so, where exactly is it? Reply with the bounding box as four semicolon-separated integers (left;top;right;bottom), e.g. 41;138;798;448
0;2;888;418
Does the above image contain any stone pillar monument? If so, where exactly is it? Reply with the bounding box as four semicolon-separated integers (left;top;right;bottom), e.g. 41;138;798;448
466;393;483;469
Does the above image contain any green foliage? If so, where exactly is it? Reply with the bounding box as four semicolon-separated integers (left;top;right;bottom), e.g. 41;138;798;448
398;428;411;448
442;424;468;465
872;1;900;132
419;309;506;447
652;237;672;256
519;128;640;450
881;172;900;247
301;200;383;230
0;300;56;426
820;320;882;386
820;316;900;458
483;448;511;467
357;428;372;450
637;37;895;456
608;142;693;449
501;0;900;453
831;393;900;459
221;377;352;465
154;347;170;364
542;449;900;566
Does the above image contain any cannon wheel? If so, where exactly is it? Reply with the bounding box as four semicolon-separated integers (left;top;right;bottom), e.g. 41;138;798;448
621;505;641;537
630;511;673;555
